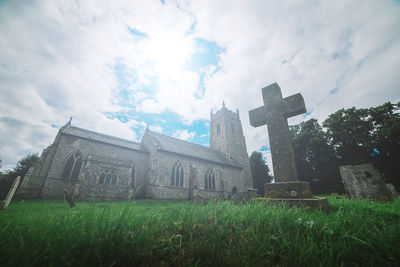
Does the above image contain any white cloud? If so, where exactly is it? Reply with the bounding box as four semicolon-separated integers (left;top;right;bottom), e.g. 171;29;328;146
172;129;196;141
149;124;163;133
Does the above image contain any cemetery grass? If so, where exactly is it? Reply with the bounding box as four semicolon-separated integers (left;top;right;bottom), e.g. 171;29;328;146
0;197;399;266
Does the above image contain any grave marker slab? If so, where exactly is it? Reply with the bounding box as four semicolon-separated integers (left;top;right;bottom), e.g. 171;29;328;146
63;190;76;207
340;163;394;201
1;176;21;210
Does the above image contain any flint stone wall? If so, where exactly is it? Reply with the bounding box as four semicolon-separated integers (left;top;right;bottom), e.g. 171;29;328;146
145;150;244;200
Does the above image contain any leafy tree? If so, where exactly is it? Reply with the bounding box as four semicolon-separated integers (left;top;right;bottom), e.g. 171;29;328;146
0;153;39;199
11;153;40;180
249;151;272;195
368;102;400;189
322;107;372;165
290;119;344;194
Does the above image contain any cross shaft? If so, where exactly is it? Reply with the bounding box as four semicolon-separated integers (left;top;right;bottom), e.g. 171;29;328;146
249;83;306;182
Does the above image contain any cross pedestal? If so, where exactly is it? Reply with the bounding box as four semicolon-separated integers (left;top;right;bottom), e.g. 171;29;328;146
249;83;327;209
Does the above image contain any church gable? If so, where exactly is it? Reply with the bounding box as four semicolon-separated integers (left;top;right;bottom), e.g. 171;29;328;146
38;125;150;200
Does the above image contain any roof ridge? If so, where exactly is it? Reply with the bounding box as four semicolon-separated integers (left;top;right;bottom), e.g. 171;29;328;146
148;129;213;151
67;125;140;145
147;129;241;168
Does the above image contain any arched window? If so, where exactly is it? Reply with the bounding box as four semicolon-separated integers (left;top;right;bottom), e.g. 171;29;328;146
98;169;118;185
111;176;117;185
105;173;111;185
98;172;105;184
62;152;83;179
171;161;184;187
205;168;216;191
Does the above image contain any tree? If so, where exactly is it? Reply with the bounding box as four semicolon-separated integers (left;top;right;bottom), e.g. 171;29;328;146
322;107;372;165
0;153;39;199
249;151;272;195
11;153;40;180
368;102;400;189
290;119;344;194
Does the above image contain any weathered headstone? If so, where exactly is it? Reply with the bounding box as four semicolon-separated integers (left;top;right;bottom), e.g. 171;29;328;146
386;183;398;199
63;189;76;207
1;176;21;210
249;83;312;198
339;163;394;201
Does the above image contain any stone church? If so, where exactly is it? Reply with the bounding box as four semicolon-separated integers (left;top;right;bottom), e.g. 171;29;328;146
17;104;253;200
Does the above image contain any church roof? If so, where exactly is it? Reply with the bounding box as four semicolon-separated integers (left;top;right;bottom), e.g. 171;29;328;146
145;129;242;168
62;126;147;152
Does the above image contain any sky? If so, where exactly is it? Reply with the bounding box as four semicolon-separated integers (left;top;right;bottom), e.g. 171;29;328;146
0;0;399;171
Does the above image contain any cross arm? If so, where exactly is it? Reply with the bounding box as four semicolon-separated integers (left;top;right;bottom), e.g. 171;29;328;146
249;106;266;127
282;93;306;118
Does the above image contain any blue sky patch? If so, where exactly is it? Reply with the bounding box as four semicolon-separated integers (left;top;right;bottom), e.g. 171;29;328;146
106;109;210;146
127;27;148;39
184;38;225;72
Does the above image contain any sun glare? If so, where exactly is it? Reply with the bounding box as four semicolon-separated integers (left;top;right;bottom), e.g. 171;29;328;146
143;32;193;78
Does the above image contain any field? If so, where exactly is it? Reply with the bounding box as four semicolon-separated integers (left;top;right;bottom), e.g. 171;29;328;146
0;197;399;266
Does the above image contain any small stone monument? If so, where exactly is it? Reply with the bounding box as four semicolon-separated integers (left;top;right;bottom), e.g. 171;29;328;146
386;183;398;199
1;176;21;210
63;189;76;208
339;163;394;201
249;83;327;208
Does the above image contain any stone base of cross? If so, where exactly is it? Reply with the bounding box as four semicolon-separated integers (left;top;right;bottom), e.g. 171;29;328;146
249;83;327;208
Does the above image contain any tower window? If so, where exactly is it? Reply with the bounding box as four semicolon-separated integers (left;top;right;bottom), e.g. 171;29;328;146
217;124;220;135
231;123;235;135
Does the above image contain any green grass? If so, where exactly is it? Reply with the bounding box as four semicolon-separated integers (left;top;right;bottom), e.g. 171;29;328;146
1;197;399;266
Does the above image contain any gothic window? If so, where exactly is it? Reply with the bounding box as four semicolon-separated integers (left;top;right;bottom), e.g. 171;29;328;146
105;173;111;185
171;161;184;187
231;123;235;135
62;152;83;179
205;168;216;191
98;169;118;185
217;124;221;135
98;172;105;184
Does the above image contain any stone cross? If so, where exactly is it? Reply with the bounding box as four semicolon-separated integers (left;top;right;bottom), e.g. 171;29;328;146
249;83;306;183
1;176;21;210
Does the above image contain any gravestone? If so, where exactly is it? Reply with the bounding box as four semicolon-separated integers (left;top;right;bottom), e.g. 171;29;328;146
1;176;21;210
339;163;394;201
386;183;398;199
63;189;76;207
249;83;327;209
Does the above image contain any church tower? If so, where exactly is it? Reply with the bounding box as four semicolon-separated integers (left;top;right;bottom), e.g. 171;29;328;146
210;102;253;188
